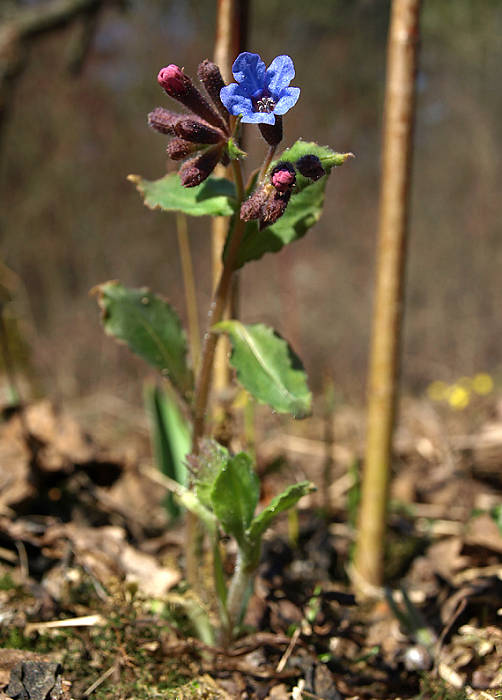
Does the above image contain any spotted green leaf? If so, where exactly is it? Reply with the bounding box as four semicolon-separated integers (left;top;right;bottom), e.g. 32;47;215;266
95;281;193;400
128;172;236;217
213;321;311;418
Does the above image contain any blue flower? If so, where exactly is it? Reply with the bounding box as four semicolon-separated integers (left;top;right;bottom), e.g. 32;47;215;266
220;52;300;125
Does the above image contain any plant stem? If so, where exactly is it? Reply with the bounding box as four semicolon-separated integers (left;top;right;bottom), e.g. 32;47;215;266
176;212;201;371
353;0;421;593
258;145;277;182
211;0;249;425
224;549;251;645
192;158;245;454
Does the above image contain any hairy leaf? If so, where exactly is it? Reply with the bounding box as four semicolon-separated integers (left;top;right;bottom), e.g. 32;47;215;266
233;140;352;267
213;321;311;418
94;281;193;399
210;452;259;546
128;173;236;216
247;481;315;545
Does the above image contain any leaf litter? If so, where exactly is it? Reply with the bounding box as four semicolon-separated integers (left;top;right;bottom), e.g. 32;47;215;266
0;397;501;698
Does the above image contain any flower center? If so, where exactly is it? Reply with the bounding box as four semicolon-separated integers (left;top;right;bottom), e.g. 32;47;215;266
255;96;276;113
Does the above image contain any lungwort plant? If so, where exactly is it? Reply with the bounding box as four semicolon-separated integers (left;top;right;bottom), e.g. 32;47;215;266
94;52;352;645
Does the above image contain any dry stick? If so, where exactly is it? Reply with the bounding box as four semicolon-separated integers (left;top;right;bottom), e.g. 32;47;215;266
353;0;421;592
211;0;248;425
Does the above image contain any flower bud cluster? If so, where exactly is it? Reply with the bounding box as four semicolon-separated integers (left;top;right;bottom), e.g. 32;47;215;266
149;61;231;187
240;155;325;229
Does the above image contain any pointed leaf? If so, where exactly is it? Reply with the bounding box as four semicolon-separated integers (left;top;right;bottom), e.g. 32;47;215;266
247;481;315;545
144;384;190;518
94;281;193;399
213;321;312;418
210;452;259;546
232;141;352;267
128;173;236;217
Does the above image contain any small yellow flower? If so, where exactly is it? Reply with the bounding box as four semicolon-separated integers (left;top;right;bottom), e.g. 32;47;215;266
448;385;470;410
471;373;493;395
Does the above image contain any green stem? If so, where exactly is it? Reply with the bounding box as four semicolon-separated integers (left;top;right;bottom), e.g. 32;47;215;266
192;158;246;454
258;144;276;183
224;549;252;645
176;212;201;372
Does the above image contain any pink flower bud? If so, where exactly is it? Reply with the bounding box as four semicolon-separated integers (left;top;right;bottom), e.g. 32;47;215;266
270;162;296;193
157;64;186;96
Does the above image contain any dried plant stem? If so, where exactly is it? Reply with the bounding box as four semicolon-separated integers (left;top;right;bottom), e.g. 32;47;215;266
354;0;421;591
175;212;201;371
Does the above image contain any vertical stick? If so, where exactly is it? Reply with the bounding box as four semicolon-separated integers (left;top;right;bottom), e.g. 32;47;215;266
354;0;421;591
211;0;248;416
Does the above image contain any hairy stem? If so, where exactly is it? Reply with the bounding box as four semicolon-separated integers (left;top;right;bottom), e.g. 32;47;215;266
223;549;252;645
258;145;277;183
192;159;245;454
176;212;201;371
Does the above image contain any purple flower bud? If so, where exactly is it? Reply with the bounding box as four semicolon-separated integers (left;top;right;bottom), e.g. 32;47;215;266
258;115;283;147
240;188;267;221
148;107;181;135
270;161;296;193
296;154;326;181
260;191;290;228
157;64;228;132
179;147;222;187
167;138;199;160
174;117;225;144
197;59;230;126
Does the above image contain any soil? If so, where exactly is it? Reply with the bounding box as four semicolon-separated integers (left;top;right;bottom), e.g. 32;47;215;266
0;396;501;699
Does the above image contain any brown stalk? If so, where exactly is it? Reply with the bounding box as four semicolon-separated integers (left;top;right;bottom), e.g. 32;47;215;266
353;0;421;591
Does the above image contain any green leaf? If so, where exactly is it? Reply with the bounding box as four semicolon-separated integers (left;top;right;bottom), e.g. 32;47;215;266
144;383;190;518
247;481;315;545
233;140;352;267
213;321;312;418
94;281;193;399
195;439;230;510
128;173;236;217
210;452;259;546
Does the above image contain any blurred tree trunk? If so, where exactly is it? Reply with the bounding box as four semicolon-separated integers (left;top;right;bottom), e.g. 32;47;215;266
353;0;421;595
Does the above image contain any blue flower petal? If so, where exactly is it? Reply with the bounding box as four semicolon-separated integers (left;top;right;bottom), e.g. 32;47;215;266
273;87;301;115
232;52;267;96
240;110;276;125
220;83;253;117
265;55;295;95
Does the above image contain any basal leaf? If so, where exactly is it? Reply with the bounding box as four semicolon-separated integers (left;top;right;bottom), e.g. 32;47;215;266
210;452;259;546
233;140;352;267
213;321;312;419
94;281;193;399
247;481;315;545
195;439;229;510
128;173;236;217
144;383;190;518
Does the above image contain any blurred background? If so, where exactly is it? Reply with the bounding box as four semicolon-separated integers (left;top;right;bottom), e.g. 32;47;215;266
1;0;501;409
